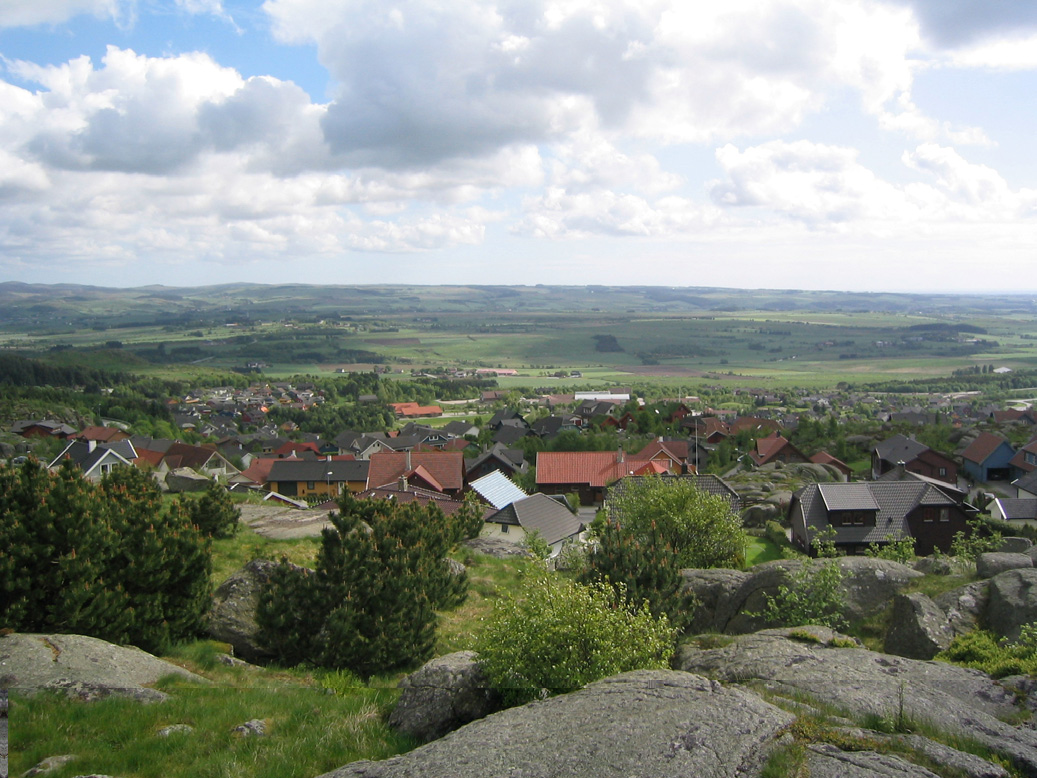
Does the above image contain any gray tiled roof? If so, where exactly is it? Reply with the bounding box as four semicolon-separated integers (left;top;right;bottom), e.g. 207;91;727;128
488;493;583;545
1014;469;1037;496
268;459;370;483
818;483;878;511
797;481;956;546
996;498;1037;520
873;434;929;464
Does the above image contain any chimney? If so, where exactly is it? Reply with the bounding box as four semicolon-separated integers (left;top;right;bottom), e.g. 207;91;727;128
399;475;408;491
616;446;624;463
87;440;96;453
326;454;332;462
405;450;411;471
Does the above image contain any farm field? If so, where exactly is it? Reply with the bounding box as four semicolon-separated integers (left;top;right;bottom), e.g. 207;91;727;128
4;282;1037;390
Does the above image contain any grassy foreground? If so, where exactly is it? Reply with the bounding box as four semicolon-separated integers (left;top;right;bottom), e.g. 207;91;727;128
9;641;417;778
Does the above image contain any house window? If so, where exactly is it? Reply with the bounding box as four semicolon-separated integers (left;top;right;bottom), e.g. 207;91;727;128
1027;452;1037;466
306;481;315;490
923;508;935;522
939;508;950;522
938;467;947;476
500;523;509;533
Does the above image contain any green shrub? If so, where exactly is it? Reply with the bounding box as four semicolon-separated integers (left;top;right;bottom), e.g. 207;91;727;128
0;462;212;654
183;480;240;539
765;520;791;549
864;533;916;564
759;560;847;631
258;492;467;678
938;624;1037;678
475;570;677;706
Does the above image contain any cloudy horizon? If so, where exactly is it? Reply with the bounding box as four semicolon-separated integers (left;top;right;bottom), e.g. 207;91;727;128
2;0;1036;293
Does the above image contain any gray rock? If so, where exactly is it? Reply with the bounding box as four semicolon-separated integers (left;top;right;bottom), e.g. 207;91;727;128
1000;537;1034;554
233;719;266;737
713;557;920;635
807;743;941;777
913;555;954;576
977;552;1033;579
208;558;307;663
1027;545;1037;565
156;724;193;737
461;536;528;558
164;467;210;493
679;630;1037;775
0;633;207;701
741;503;780;528
835;557;923;624
714;559;804;634
883;593;954;660
388;651;500;742
319;670;795;778
987;568;1037;642
22;755;77;777
934;581;989;637
680;568;749;634
896;734;1010;778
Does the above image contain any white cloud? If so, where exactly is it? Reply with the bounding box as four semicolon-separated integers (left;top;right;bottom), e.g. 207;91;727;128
0;0;132;29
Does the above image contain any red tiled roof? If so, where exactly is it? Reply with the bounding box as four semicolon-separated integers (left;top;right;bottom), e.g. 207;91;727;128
536;450;659;488
730;417;782;435
75;426;128;442
389;402;443;417
962;432;1011;465
367;451;464;492
237;458;278;485
750;432;806;465
274;441;320;457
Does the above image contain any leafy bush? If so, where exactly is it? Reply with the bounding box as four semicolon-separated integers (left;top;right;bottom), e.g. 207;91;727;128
258;493;467;678
951;519;1003;572
864;533;916;564
606;475;746;569
765;520;791;549
759;560;847;631
475;571;677;706
0;461;212;653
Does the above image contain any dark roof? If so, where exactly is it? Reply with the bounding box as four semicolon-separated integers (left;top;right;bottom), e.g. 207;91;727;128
817;483;879;511
1014;469;1037;495
268;459;370;483
873;434;929;464
796;481;955;545
492;425;530;446
996;498;1037;521
876;465;968;502
488;493;583;545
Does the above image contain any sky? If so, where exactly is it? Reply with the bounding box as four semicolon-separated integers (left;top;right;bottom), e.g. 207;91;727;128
1;0;1037;293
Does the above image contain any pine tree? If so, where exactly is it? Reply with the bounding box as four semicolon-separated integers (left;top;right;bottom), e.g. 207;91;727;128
184;479;239;538
259;492;468;678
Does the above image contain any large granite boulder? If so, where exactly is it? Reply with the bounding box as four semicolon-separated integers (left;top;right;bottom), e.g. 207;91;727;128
320;670;795;778
977;552;1033;579
1000;537;1034;554
0;633;207;702
680;568;749;634
711;557;920;635
935;580;990;638
388;651;499;742
678;629;1037;775
987;568;1037;642
208;558;308;663
883;592;954;660
164;467;210;493
835;557;923;623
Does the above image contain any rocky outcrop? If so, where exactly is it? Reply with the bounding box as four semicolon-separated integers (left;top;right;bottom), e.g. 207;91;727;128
388;651;500;742
208;558;305;663
680;568;748;634
0;633;207;702
987;568;1037;642
883;592;954;660
164;467;210;493
935;580;989;638
1000;537;1033;554
462;537;528;558
977;552;1033;579
701;557;920;635
679;629;1037;775
321;671;795;778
